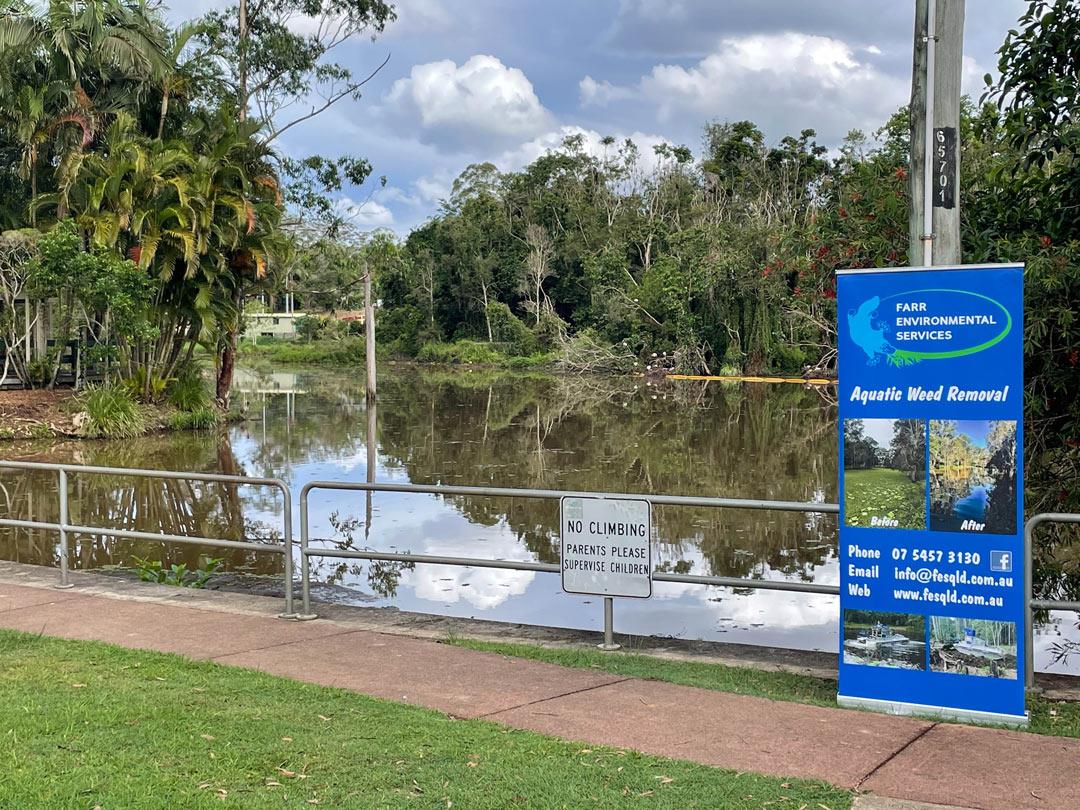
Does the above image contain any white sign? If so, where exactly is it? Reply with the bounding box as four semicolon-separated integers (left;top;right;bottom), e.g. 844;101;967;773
560;496;651;598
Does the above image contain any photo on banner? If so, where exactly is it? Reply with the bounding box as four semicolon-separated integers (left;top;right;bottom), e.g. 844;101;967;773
843;418;927;529
929;420;1018;534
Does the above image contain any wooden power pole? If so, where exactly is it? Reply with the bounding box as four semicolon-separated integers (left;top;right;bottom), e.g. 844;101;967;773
908;0;965;266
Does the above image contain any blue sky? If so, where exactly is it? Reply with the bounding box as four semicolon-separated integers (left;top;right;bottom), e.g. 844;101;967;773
953;420;991;448
176;1;1029;235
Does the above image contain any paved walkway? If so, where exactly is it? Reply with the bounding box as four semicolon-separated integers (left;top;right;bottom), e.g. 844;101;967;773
1;573;1077;810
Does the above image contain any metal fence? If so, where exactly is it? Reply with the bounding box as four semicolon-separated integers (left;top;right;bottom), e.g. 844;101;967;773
298;480;841;645
2;461;1078;686
0;460;295;617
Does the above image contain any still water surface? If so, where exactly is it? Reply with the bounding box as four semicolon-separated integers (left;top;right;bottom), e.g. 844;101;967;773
0;365;1073;671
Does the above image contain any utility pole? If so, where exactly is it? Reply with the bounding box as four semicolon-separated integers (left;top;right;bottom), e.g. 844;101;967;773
908;0;965;266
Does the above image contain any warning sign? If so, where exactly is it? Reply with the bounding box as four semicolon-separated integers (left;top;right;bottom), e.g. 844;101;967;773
560;496;651;598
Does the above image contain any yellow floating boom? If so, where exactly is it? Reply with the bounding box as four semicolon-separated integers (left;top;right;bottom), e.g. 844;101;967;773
666;374;836;385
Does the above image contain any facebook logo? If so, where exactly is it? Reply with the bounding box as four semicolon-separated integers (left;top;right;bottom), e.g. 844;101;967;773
990;550;1013;573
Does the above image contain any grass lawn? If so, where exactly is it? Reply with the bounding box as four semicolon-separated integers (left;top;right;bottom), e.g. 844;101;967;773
844;467;925;528
445;638;1080;739
0;630;850;809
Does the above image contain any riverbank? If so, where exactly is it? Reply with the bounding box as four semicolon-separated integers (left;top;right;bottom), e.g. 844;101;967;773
0;387;234;441
238;336;830;378
240;335;557;369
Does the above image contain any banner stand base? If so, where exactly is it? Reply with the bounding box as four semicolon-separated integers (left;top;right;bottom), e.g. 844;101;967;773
837;694;1029;729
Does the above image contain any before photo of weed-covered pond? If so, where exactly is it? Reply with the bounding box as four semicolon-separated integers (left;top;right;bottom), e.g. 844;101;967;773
843;418;926;529
929;420;1017;534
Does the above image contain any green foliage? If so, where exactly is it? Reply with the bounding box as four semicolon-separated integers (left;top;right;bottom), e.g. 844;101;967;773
121;368;173;404
375;303;429;356
295;314;350;343
130;556;223;588
166;366;211;412
244;336;367;365
486;301;538;356
166;407;219;431
75;385;146;439
416;340;505;365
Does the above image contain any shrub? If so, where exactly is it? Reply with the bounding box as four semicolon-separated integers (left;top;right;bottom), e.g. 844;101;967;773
75;385;146;438
416;340;504;365
167;366;211;412
121;368;172;403
131;555;223;588
486;302;538;356
770;345;808;374
377;304;428;356
167;407;219;431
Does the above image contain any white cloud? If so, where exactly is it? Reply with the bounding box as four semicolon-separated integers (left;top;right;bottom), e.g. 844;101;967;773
589;32;909;144
335;196;395;228
384;0;453;37
494;125;673;174
384;55;554;147
579;75;635;107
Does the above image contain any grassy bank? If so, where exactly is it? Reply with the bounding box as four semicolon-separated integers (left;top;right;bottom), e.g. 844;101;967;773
241;336;557;369
0;374;230;441
0;630;849;809
444;638;1080;738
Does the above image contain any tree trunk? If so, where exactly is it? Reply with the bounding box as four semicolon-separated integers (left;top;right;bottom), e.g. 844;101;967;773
481;281;493;342
216;287;243;409
157;87;170;140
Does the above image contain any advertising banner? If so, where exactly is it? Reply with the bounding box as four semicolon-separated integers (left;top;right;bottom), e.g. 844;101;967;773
836;264;1026;725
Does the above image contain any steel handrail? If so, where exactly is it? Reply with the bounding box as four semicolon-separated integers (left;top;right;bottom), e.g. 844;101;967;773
0;460;294;617
1024;512;1080;688
297;479;839;620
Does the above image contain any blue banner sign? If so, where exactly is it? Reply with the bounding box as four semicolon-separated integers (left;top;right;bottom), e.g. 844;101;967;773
836;264;1025;725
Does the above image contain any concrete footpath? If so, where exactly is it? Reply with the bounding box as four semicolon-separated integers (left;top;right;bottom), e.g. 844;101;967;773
1;567;1077;810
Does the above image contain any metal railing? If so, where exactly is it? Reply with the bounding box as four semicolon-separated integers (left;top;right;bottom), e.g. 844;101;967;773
298;481;840;644
1025;512;1080;688
2;462;1078;683
0;460;295;617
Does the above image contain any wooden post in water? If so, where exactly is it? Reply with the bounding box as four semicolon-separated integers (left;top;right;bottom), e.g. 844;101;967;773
364;260;376;401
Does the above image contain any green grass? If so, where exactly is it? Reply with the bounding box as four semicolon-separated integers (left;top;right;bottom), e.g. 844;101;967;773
241;337;368;365
74;384;148;438
167;406;221;431
844;467;925;528
0;630;850;809
446;638;838;707
446;638;1080;739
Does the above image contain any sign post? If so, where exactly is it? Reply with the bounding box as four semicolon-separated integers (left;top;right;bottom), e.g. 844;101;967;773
836;264;1026;726
561;496;652;650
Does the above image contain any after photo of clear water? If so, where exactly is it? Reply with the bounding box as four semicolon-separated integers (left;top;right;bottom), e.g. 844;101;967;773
843;610;927;670
929;420;1017;535
929;616;1018;680
843;418;927;529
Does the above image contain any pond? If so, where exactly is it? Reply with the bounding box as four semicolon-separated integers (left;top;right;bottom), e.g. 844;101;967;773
0;364;1075;672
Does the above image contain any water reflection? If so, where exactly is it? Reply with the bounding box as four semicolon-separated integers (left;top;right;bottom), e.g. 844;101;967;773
1;365;848;651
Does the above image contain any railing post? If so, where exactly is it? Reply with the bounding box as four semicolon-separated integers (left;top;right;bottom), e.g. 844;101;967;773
1024;515;1036;690
278;481;295;619
598;596;619;651
296;484;317;620
54;468;74;590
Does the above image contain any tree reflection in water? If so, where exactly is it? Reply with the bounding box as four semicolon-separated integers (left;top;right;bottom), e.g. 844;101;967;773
0;365;838;605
